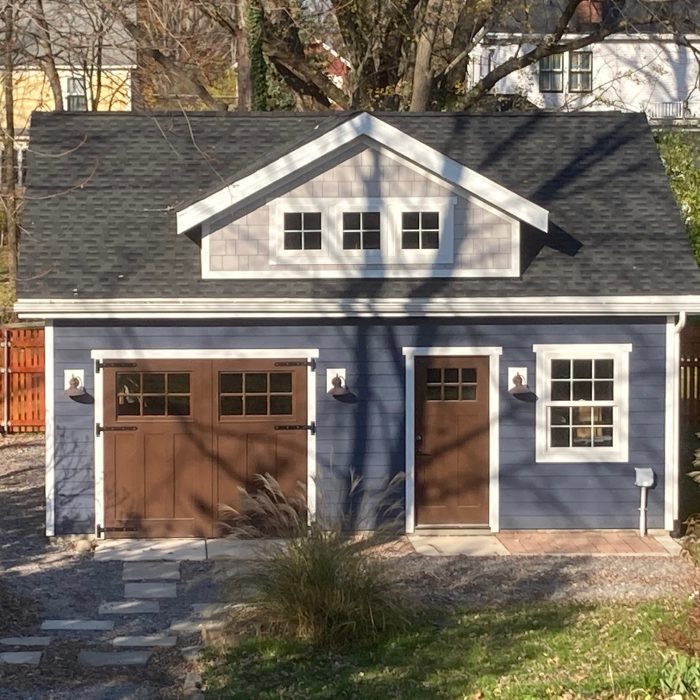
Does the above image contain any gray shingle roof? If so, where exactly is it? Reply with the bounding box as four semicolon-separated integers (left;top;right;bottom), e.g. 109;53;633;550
18;110;700;300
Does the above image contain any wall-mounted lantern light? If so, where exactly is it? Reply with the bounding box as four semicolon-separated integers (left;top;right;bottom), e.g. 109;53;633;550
508;368;529;394
328;374;349;397
64;369;86;397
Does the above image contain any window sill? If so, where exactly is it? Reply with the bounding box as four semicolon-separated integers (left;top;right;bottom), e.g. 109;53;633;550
536;448;628;463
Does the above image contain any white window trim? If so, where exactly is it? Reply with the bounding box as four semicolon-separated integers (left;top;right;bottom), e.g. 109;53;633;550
202;192;518;278
533;343;632;463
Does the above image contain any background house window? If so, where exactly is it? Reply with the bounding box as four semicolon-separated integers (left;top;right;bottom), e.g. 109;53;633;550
283;212;322;250
570;52;593;92
343;211;381;250
534;344;631;462
539;54;563;92
66;76;88;111
402;211;439;250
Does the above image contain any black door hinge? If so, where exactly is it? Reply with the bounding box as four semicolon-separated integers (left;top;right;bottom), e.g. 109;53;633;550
95;360;138;374
274;421;316;435
96;524;139;537
96;423;137;437
274;359;316;371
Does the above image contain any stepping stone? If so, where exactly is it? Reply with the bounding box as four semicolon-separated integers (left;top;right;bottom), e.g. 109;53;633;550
78;650;151;667
113;635;177;648
124;582;177;599
0;651;42;665
94;539;206;561
123;561;181;581
169;620;203;635
0;637;51;647
41;620;114;631
181;645;202;662
191;603;229;618
99;600;160;615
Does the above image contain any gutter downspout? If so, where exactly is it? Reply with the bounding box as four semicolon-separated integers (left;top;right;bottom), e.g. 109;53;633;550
672;312;687;533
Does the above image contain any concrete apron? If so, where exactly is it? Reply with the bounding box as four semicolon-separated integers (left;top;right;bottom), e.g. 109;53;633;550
93;538;288;562
93;534;682;561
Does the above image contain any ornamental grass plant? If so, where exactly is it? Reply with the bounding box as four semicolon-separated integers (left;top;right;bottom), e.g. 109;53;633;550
218;472;416;646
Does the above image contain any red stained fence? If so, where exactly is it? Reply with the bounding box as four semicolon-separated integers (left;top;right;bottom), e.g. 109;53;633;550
1;325;45;433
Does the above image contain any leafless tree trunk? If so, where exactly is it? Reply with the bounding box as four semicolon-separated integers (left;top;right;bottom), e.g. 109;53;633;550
33;0;63;110
2;1;19;290
409;0;444;112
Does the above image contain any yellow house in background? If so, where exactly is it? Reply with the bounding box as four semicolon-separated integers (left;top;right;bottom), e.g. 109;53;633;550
1;65;133;186
12;67;132;138
0;1;135;187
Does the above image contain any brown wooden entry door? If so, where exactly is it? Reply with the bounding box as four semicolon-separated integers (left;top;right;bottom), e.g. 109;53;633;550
213;360;308;534
415;356;490;526
103;360;214;537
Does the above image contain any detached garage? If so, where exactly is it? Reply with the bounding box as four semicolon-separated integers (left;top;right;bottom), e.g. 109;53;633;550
15;110;700;537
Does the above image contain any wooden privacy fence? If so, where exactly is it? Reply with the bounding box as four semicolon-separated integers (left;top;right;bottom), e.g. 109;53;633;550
1;324;45;433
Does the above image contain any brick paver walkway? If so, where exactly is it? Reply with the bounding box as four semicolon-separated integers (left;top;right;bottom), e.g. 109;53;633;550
497;531;668;555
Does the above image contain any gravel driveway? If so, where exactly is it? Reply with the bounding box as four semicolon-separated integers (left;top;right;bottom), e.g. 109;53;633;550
2;434;699;698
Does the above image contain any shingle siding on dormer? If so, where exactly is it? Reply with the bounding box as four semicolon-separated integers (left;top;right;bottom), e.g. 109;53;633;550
206;147;516;277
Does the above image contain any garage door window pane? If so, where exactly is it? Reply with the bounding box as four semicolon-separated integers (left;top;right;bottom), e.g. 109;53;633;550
246;373;267;393
220;373;242;394
270;396;293;415
143;395;166;415
116;371;191;417
167;396;190;416
246;396;268;415
168;374;190;394
143;373;165;393
220;395;243;416
270;373;292;393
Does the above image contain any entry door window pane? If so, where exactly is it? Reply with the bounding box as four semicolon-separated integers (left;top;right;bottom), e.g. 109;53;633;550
426;367;478;401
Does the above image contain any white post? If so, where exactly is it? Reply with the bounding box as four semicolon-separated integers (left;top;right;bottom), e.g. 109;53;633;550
639;486;648;537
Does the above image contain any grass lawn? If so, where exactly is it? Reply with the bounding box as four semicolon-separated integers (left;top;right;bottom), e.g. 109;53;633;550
203;601;685;699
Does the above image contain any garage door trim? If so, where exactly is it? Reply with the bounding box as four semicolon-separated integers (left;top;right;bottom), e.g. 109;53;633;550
91;348;320;538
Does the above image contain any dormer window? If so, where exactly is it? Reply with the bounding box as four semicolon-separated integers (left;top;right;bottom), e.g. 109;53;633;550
402;212;439;250
284;212;322;250
342;212;381;250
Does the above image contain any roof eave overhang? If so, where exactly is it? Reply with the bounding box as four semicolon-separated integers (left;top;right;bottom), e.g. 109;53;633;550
15;295;700;319
175;112;549;235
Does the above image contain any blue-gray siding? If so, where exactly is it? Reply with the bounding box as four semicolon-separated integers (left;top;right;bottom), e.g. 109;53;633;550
51;318;667;534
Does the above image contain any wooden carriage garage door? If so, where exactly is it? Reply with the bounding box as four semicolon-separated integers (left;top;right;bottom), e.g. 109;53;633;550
415;356;490;526
101;359;308;538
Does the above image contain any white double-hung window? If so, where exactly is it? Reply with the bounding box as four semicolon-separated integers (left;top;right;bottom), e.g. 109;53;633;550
533;343;631;462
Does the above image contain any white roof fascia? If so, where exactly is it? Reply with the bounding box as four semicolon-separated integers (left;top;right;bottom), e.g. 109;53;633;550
485;31;700;43
14;295;700;318
175;112;549;234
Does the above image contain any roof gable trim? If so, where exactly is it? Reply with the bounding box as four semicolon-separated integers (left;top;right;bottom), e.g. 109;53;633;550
175;112;549;234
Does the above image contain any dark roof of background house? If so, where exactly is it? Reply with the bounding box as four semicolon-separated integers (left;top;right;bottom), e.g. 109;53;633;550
17;110;700;301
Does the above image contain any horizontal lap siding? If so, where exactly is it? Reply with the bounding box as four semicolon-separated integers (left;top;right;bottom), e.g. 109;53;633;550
52;318;666;534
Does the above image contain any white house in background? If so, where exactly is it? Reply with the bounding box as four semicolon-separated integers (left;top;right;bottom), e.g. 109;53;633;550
469;0;700;123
